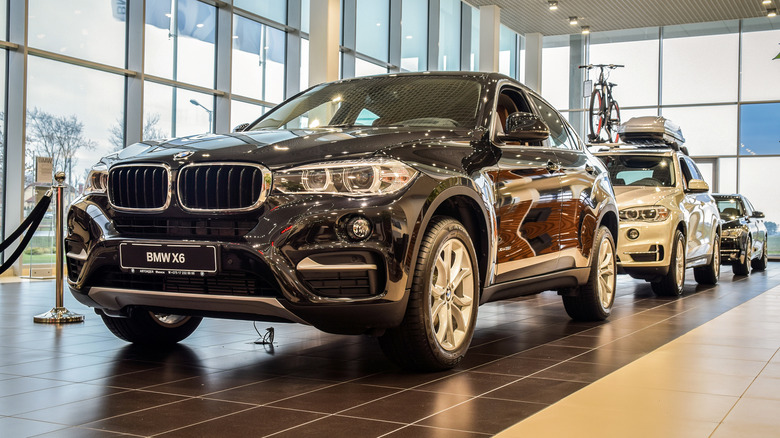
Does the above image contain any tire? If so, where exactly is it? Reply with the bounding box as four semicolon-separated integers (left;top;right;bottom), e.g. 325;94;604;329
607;100;621;143
379;217;479;371
694;237;720;285
651;229;686;296
563;226;616;321
733;236;752;276
100;310;202;345
752;239;768;271
588;90;607;143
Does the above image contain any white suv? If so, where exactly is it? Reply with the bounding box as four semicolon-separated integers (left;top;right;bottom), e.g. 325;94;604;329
594;146;721;295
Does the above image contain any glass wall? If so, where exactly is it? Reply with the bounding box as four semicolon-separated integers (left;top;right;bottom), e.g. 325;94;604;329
232;15;286;104
145;0;217;89
401;0;428;71
499;25;517;79
438;0;461;70
469;6;479;71
356;0;389;62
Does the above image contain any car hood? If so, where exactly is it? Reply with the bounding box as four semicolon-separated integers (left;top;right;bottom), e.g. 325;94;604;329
613;186;678;209
111;127;475;170
720;218;743;229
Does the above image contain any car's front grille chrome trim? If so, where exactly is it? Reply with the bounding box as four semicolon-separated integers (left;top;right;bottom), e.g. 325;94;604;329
107;164;172;212
177;162;271;213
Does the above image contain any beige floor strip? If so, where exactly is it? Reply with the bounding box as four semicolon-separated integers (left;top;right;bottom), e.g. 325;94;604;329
496;285;780;438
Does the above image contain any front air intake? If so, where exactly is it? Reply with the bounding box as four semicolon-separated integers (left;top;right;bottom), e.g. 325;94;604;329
177;163;270;212
108;164;171;211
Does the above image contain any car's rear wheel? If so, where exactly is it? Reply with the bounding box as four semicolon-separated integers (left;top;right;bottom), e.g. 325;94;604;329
694;237;720;285
733;236;752;276
651;230;686;296
100;310;202;345
379;217;479;371
563;226;616;321
752;239;768;271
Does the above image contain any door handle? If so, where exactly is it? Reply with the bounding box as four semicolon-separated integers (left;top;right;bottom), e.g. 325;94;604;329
546;161;560;172
585;164;595;174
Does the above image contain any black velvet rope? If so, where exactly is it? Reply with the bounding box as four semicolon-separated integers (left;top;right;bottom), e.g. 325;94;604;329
0;193;53;275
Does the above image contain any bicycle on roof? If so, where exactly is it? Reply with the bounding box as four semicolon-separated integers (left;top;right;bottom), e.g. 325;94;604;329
579;63;624;143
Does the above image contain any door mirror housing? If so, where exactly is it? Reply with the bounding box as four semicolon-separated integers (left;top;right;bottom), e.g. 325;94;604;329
233;123;250;133
686;179;709;193
752;211;765;219
502;112;550;142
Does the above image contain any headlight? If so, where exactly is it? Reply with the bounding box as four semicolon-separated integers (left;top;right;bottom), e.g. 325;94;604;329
721;228;742;238
83;165;108;195
275;159;417;195
619;206;670;222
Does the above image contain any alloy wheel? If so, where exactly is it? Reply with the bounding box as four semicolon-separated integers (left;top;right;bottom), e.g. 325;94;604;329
430;238;475;351
675;238;685;290
151;313;189;327
597;238;616;309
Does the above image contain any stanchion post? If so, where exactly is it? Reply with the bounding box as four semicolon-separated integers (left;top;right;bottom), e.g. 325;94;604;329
34;171;84;324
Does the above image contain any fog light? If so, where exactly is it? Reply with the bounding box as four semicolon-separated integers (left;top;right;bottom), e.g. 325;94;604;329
346;216;372;241
627;228;640;240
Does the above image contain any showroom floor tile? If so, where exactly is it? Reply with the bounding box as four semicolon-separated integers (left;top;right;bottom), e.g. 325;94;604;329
0;263;778;437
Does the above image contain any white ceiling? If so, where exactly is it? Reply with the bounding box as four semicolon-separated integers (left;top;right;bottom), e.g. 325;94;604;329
464;0;776;35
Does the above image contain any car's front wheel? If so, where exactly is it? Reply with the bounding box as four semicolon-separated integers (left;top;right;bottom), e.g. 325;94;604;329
562;226;616;321
100;310;202;345
733;236;752;276
379;217;479;371
694;237;720;285
752;239;769;271
651;229;686;296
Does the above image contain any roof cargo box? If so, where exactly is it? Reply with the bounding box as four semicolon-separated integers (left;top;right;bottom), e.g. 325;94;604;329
618;116;685;147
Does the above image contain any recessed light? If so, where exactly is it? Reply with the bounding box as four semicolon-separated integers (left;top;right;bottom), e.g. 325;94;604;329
769;8;777;16
548;1;558;11
762;0;771;4
569;16;578;25
581;26;590;34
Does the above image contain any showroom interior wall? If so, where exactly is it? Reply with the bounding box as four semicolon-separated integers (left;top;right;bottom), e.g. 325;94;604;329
0;0;777;273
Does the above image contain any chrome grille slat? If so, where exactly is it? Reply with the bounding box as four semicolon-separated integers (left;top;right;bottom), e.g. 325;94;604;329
178;163;270;212
108;164;171;212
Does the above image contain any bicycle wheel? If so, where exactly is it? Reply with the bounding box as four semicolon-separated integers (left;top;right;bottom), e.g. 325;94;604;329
606;100;621;143
588;89;607;143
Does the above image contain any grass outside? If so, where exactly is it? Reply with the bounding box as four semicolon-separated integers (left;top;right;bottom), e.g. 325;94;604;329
769;235;780;257
22;253;56;264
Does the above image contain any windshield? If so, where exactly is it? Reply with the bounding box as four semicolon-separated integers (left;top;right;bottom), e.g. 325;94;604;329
715;198;744;220
249;76;482;131
600;155;676;187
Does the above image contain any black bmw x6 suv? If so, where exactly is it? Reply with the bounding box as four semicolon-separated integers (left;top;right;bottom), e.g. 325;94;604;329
68;72;618;370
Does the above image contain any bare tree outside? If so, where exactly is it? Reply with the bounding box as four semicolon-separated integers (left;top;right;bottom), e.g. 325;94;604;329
108;113;168;151
25;107;97;187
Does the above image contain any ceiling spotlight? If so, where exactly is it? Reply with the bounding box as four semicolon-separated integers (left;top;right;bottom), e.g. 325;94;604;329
581;26;590;34
569;16;578;25
548;1;558;11
762;0;771;4
769;8;778;16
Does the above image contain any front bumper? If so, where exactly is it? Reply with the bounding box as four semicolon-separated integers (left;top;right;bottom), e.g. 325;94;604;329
66;183;427;335
719;235;743;264
616;220;674;280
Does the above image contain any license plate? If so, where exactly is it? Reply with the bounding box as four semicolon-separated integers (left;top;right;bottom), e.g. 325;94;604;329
119;243;217;275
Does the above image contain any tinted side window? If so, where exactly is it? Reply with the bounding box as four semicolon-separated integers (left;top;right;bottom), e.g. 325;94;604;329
684;157;704;181
679;157;694;186
530;96;574;149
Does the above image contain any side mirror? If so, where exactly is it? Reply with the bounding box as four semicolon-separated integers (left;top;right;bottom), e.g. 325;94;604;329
233;123;250;133
752;211;765;218
502;112;550;141
686;179;709;193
